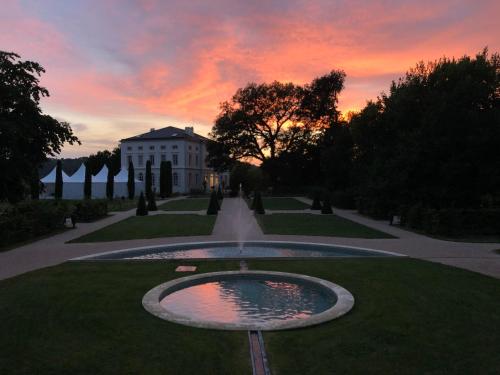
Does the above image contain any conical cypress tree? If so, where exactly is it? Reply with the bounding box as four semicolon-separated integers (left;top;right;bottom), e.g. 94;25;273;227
54;160;63;199
84;164;92;199
145;160;152;200
217;184;224;201
127;161;135;199
160;161;172;198
106;165;114;200
207;190;219;215
136;192;148;216
253;191;265;215
321;194;333;214
147;189;158;211
311;190;322;210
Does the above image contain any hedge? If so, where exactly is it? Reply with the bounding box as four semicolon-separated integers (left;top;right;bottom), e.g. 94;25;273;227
73;200;108;222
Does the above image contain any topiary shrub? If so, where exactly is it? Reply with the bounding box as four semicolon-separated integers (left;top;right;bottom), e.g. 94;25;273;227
207;191;219;215
217;185;224;201
136;192;148;216
311;190;322;210
321;194;333;214
73;200;108;222
147;190;158;211
253;191;265;215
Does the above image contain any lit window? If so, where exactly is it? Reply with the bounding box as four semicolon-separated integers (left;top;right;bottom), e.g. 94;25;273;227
173;173;178;186
173;154;178;166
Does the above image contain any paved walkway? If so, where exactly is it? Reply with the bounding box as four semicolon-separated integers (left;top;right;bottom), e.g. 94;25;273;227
1;196;499;280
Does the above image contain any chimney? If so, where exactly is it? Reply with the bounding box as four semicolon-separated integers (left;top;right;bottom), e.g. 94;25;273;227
150;128;155;132
184;126;194;135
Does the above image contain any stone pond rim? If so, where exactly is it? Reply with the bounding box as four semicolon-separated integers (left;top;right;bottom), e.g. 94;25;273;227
142;270;355;331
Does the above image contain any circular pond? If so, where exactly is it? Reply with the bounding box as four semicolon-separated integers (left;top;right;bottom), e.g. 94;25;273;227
142;271;354;330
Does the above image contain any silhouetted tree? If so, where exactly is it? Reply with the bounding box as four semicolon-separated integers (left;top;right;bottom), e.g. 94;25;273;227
85;147;121;175
0;51;79;202
253;191;265;215
54;160;63;199
311;190;322;210
84;164;92;199
136;192;148;216
321;194;333;214
207;191;219;215
145;160;152;200
160;161;172;198
106;165;114;200
127;161;135;199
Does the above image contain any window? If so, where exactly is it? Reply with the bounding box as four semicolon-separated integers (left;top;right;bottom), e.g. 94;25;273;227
151;173;155;186
195;174;199;185
188;173;192;186
149;154;155;165
149;145;154;150
138;146;143;150
138;172;144;181
127;146;132;151
127;155;132;165
160;145;166;150
188;145;192;150
195;155;199;166
195;146;199;151
172;145;178;150
173;173;178;186
173;154;178;166
161;154;166;162
188;154;192;166
138;154;143;166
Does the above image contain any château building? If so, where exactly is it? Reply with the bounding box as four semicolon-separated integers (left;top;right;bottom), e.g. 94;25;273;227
120;126;227;194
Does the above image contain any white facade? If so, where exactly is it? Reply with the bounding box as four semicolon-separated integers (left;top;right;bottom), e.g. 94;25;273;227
120;126;226;194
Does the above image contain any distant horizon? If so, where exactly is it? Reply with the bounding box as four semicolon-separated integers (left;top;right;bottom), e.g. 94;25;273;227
1;0;498;158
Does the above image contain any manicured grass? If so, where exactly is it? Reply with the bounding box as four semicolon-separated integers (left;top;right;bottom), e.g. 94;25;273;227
1;259;499;374
257;213;395;238
158;198;209;211
107;198;138;212
71;214;216;242
0;261;250;375
245;197;310;210
249;258;500;375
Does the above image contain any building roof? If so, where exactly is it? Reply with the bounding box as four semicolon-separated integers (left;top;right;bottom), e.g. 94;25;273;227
120;126;209;143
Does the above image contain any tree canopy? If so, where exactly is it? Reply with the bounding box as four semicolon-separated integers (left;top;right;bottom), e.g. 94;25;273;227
0;51;79;202
207;70;345;182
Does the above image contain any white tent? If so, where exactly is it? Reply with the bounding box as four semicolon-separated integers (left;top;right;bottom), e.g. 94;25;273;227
62;163;86;199
92;165;109;199
40;165;70;198
114;168;144;198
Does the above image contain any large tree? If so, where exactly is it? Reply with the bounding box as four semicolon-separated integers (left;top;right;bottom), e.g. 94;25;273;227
208;71;345;183
0;51;79;202
85;147;121;175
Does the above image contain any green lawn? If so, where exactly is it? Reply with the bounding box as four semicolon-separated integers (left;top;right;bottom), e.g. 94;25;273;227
257;213;395;238
158;198;209;211
71;214;216;242
0;259;499;374
246;197;310;210
0;261;249;375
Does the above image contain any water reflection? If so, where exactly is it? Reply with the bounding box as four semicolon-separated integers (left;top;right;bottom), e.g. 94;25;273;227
160;278;336;324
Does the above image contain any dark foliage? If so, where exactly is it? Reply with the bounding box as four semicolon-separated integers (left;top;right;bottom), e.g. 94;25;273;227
84;164;92;199
73;200;107;222
311;190;322;210
217;185;224;200
160;161;172;198
145;160;152;200
127;161;135;199
85;147;121;175
147;190;158;211
0;51;79;203
136;192;148;216
207;191;219;215
229;162;263;196
321;194;333;214
253;191;265;215
54;160;63;200
106;165;114;200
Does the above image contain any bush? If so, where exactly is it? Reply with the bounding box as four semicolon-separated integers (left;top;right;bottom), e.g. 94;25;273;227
0;200;73;247
311;191;322;210
73;200;108;222
147;192;158;211
330;190;356;209
136;192;148;216
402;205;500;236
207;191;219;215
321;195;333;214
253;191;265;215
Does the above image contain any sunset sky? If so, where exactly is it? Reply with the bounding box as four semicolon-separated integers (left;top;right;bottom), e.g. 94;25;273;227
1;0;498;157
